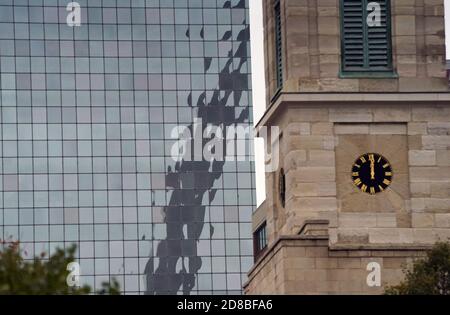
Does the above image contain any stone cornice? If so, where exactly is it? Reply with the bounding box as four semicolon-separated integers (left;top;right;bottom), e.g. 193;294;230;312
255;92;450;133
243;235;329;290
243;234;432;290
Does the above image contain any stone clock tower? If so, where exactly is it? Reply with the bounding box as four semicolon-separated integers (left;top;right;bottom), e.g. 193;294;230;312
245;0;450;294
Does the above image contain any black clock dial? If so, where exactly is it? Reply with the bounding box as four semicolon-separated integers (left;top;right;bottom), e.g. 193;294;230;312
352;153;393;195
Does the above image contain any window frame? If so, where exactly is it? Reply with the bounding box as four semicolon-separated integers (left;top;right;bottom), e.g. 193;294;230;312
253;222;268;262
339;0;397;78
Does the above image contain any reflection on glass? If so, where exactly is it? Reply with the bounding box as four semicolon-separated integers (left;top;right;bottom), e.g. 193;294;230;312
0;0;254;295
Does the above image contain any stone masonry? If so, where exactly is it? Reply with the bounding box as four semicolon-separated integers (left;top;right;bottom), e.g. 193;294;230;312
245;0;450;295
264;0;447;101
244;236;428;294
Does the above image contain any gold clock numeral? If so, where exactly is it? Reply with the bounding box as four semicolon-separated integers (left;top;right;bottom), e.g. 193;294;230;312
354;178;362;186
354;164;361;169
369;154;375;162
361;184;368;193
383;163;390;169
377;156;382;163
385;172;392;176
360;156;367;163
352;172;359;177
383;179;391;185
370;187;376;195
378;185;384;192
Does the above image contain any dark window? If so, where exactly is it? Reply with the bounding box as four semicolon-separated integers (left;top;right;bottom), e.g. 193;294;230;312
253;222;268;261
340;0;393;74
279;168;286;208
274;1;283;89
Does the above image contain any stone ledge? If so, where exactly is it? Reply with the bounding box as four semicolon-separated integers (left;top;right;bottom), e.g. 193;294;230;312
243;234;430;291
297;219;330;237
329;243;433;253
256;92;450;132
243;235;329;290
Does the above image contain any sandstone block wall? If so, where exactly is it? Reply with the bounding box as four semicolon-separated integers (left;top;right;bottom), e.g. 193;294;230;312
244;237;427;295
263;0;447;103
263;103;450;248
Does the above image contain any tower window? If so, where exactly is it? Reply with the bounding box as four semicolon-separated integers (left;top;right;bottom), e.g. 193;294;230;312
340;0;393;75
279;168;286;208
274;1;283;89
253;222;268;261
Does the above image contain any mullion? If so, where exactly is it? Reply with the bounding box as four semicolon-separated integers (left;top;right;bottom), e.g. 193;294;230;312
362;0;370;69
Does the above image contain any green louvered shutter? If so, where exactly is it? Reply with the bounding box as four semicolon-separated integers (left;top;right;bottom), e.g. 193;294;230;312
367;0;391;70
341;0;393;73
274;1;283;89
342;0;366;70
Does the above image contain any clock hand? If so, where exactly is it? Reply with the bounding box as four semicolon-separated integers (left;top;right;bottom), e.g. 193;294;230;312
370;160;375;180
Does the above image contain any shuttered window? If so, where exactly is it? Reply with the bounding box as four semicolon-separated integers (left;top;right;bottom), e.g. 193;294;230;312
341;0;393;74
274;1;283;89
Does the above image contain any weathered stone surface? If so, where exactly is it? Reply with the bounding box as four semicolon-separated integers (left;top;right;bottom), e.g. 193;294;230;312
430;182;450;197
428;122;450;135
396;15;416;36
288;135;336;150
410;182;431;197
435;213;450;228
413;107;450;122
287;197;338;212
330;108;373;122
290;182;337;197
369;229;401;244
409;150;437;166
311;122;334;135
284;150;308;171
408;122;428;135
370;124;407;135
336;229;370;244
289;167;336;182
339;213;377;228
412;213;435;228
436;150;450;166
308;150;336;166
335;124;369;134
410;167;450;182
374;107;411;122
422;136;450;149
376;213;398;228
286;122;311;135
289;108;329;122
249;0;449;295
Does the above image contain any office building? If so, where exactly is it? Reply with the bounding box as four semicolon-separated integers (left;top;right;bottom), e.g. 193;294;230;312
0;0;255;294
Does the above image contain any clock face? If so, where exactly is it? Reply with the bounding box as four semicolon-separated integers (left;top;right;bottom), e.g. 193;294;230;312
352;153;393;195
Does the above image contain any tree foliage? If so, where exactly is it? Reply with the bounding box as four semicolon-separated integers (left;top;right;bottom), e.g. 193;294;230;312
385;242;450;295
0;241;120;295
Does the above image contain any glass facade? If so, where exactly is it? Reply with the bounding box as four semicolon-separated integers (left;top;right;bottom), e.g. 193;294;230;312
0;0;255;294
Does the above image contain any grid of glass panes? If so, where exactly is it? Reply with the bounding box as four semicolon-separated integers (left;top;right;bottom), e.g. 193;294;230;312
0;0;255;294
